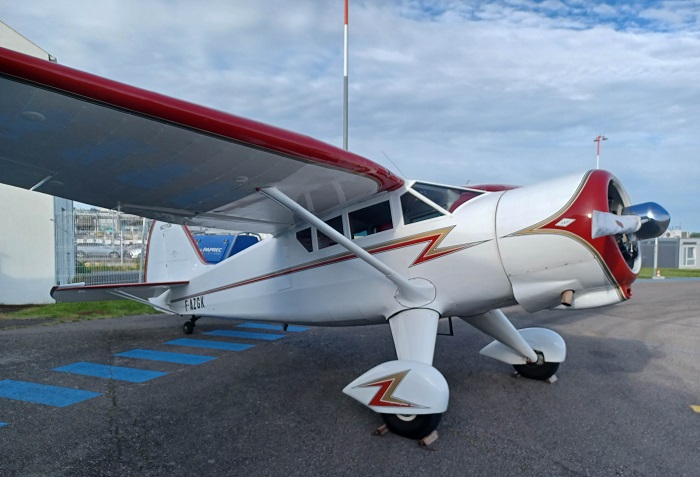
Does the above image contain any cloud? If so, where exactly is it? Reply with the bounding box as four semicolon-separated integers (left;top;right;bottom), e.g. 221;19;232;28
2;0;699;230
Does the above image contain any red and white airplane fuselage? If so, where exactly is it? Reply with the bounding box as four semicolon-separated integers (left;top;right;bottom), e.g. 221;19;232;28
0;47;669;440
148;170;638;325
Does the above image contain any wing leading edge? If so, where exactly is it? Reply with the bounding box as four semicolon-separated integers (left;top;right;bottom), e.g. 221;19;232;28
0;47;403;234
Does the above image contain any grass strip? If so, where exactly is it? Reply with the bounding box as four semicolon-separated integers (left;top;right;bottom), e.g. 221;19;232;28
0;301;158;328
638;268;700;279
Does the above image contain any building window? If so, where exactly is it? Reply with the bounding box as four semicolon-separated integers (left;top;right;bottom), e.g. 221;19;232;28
683;245;696;266
349;201;393;238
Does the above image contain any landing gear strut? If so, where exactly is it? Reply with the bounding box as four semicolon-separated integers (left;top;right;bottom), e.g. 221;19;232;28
182;315;200;335
343;309;449;441
461;310;566;379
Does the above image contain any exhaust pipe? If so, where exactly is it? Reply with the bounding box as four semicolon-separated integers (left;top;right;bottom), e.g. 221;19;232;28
561;290;574;307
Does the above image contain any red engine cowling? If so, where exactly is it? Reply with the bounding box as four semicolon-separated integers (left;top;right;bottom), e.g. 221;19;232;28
494;170;668;312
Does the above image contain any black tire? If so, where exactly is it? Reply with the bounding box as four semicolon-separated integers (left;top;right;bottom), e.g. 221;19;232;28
381;413;442;440
183;321;194;335
109;252;119;259
76;251;86;259
513;361;559;381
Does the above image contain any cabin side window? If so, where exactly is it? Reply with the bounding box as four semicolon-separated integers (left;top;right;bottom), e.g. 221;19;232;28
296;199;395;252
349;201;393;238
296;228;313;252
401;192;443;224
317;216;343;249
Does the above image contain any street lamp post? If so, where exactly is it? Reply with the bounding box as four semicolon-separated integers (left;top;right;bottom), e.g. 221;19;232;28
594;135;608;169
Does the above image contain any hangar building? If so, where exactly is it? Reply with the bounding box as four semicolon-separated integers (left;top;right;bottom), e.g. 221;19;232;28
0;21;74;304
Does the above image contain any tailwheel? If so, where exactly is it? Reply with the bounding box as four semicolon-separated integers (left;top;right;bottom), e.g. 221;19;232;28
182;315;200;335
381;413;442;440
513;352;559;381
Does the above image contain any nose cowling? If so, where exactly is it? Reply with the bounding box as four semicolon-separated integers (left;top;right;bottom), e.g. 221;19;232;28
495;170;668;312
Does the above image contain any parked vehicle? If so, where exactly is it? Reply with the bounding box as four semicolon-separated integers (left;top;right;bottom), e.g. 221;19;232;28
127;246;143;259
76;243;122;259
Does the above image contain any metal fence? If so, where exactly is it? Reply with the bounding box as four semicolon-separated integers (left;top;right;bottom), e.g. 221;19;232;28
54;209;247;287
639;238;679;269
55;209;151;286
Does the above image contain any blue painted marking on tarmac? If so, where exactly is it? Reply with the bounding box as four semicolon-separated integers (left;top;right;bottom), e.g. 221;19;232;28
53;362;167;383
0;380;101;407
115;349;216;365
166;338;254;352
0;422;7;427
237;322;308;332
205;330;285;341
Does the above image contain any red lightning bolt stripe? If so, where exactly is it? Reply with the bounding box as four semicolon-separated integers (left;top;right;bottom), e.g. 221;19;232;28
173;227;479;303
358;370;417;408
366;226;477;267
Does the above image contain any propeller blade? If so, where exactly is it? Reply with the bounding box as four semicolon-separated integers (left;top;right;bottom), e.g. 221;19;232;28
591;211;641;239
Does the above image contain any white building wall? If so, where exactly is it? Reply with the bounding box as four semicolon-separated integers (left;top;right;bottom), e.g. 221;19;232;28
0;21;60;304
0;21;55;60
0;186;56;304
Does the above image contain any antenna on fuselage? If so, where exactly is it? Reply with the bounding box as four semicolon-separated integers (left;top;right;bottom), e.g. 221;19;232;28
382;151;407;179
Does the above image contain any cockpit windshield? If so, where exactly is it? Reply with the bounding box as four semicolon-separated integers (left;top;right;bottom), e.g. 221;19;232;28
411;182;483;213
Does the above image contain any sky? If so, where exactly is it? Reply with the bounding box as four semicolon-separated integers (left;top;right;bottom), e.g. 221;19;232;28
2;0;699;231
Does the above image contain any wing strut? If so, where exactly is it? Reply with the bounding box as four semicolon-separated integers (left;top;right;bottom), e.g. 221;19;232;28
259;187;435;306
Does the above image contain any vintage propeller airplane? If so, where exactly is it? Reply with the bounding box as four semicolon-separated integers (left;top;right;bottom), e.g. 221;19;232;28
0;47;669;439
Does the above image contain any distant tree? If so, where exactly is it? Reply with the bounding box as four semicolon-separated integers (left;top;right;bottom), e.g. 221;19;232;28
690;232;700;238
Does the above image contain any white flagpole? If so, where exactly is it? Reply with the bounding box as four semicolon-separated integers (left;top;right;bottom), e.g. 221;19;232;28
343;0;349;150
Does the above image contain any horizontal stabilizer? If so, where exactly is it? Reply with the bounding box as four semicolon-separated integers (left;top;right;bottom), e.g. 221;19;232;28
51;281;188;303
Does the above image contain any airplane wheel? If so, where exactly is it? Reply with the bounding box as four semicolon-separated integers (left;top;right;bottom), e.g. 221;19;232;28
182;321;194;335
513;360;559;381
381;413;442;440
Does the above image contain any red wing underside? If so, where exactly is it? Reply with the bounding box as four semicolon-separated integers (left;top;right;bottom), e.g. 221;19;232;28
0;47;403;234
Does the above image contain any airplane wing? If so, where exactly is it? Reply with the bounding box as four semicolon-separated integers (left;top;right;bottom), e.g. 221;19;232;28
0;47;403;234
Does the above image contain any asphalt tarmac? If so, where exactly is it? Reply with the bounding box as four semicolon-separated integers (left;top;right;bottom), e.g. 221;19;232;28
1;279;699;476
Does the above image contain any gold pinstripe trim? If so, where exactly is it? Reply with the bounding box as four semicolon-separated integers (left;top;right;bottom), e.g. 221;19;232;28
502;171;627;302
